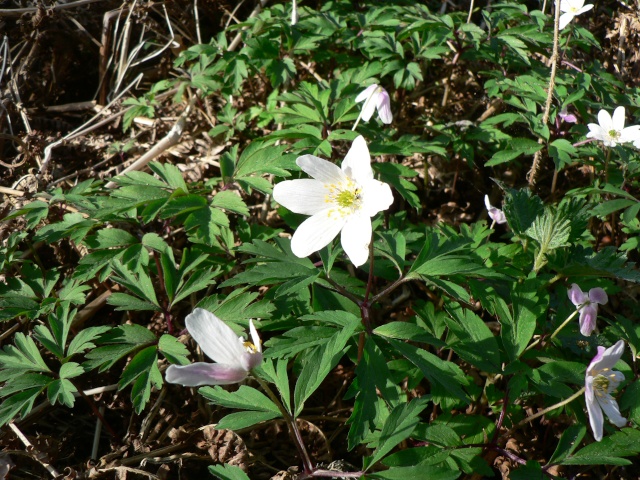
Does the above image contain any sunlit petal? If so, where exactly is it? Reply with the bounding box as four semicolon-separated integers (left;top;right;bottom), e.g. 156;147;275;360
355;84;378;103
341;214;372;267
585;378;605;441
297;155;345;184
376;90;393;124
342;135;373;183
558;12;574;29
361;180;394;217
611;106;626;131
185;308;245;366
597;396;627;428
273;179;328;215
290;210;346;258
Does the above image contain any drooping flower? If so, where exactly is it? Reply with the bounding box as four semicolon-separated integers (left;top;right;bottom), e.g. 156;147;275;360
559;0;594;30
558;108;577;124
355;84;392;124
484;195;507;225
585;340;627;441
568;284;608;336
272;135;394;267
586;107;640;147
165;308;262;387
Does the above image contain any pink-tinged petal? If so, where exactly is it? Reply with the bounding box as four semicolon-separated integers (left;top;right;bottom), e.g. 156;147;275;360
579;305;597;336
249;319;261;353
597;109;614;132
589;287;608;305
568;284;588;306
361;180;394;217
290;209;346;258
342;136;373;183
185;308;245;366
273;179;328;215
165;363;247;386
488;207;507;224
585;376;605;441
376;89;393;124
340;214;372;267
558;12;574;29
597;396;627;428
355;84;378;103
296;155;345;184
612;106;626;131
589;341;625;372
239;351;263;371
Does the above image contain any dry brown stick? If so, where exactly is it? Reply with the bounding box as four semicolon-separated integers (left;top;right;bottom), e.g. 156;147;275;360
228;0;270;52
0;0;108;16
104;96;196;188
8;422;60;478
527;0;561;188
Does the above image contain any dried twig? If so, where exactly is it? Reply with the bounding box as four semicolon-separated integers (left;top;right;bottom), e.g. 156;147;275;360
8;422;60;478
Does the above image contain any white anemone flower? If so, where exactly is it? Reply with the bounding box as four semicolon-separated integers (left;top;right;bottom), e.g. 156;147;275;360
586;107;640;147
355;84;392;124
585;340;627;441
484;195;507;225
568;284;608;336
272;135;394;267
165;308;262;387
559;0;593;30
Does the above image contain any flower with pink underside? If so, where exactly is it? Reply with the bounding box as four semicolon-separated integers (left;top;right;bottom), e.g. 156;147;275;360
568;284;608;336
355;84;392;124
484;195;507;225
585;340;627;441
165;308;262;387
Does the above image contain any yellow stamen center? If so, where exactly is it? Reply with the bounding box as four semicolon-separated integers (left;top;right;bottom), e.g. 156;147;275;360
609;129;620;139
243;341;259;353
325;179;363;217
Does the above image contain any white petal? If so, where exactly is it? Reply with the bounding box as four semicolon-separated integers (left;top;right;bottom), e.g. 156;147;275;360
484;195;493;211
361;180;394;217
597;395;627;428
342;136;373;183
376;89;393;124
249;319;262;353
240;351;263;371
273;179;329;215
297;155;345;184
290;209;346;258
355;84;378;103
612;106;626;131
558;12;574;29
340;214;372;267
586;123;606;141
585;379;604;441
577;4;593;14
360;94;377;122
165;363;248;386
185;308;245;366
597;109;614;132
620;125;640;143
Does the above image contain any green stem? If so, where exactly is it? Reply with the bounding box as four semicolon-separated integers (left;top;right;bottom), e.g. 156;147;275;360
514;387;585;429
524;308;580;352
254;376;314;475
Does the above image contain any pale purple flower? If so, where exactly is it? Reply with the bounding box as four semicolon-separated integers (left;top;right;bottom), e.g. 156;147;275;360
165;308;262;387
484;195;507;225
355;84;392;124
568;284;608;336
273;136;393;267
558;108;577;124
559;0;593;29
586;107;640;147
585;340;627;441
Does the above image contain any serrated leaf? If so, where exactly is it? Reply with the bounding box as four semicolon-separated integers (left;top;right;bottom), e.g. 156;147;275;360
158;334;190;365
200;385;280;414
208;464;251;480
561;429;640;466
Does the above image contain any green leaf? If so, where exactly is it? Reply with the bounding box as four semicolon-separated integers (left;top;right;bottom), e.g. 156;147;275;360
0;333;51;374
158;334;190;365
369;398;429;466
216;410;281;430
503;188;545;236
84;324;157;371
549;424;586;464
47;378;78;407
386;338;469;404
200;385;281;414
561;429;640;466
0;388;47;426
293;321;357;416
208;464;251;480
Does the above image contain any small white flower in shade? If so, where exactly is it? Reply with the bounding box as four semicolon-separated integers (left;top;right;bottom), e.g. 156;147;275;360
165;308;262;387
586;106;640;147
585;340;627;441
559;0;593;29
484;195;507;225
272;135;394;267
568;283;608;336
355;84;392;124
